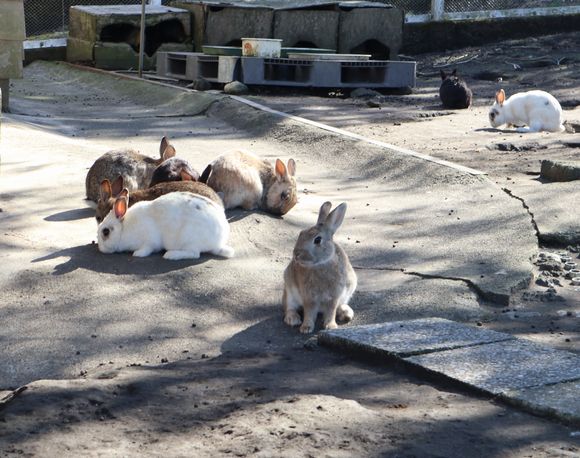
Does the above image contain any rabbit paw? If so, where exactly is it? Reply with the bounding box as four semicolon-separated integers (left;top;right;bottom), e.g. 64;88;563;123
336;304;354;323
212;246;235;258
299;322;315;334
164;250;200;260
284;311;302;327
323;321;338;330
133;247;154;257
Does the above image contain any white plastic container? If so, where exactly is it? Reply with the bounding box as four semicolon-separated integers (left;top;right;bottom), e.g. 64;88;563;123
242;38;282;58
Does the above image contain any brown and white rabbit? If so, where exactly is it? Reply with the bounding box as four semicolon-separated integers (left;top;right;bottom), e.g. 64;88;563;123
85;137;176;203
489;89;565;133
439;69;472;109
95;175;223;224
201;151;297;215
283;201;357;334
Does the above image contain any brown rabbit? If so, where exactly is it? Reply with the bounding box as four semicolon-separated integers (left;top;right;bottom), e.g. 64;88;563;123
201;151;297;215
85;137;176;203
283;201;357;334
95;175;223;224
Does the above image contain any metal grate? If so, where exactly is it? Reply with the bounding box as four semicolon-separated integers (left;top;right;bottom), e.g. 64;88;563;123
443;0;580;12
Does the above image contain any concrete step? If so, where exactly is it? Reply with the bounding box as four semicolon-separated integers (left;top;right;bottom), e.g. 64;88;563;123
319;318;580;425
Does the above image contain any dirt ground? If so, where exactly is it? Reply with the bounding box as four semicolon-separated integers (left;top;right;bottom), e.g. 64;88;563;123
244;31;580;357
1;32;580;457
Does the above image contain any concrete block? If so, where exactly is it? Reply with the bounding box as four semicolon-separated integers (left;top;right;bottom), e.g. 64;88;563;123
503;380;580;424
0;40;23;79
319;318;514;358
69;5;191;42
540;159;580;182
66;37;95;63
406;339;580;395
94;42;190;71
273;8;339;50
337;4;403;59
0;0;25;41
67;5;192;69
171;1;273;51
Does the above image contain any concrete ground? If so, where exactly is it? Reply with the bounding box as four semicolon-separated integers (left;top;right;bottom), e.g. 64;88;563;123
0;60;579;456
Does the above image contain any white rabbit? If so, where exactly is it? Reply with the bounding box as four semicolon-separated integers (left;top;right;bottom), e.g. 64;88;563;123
97;191;234;260
283;201;357;334
488;89;565;133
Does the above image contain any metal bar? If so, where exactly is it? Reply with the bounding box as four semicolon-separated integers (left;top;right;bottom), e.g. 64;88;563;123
431;0;445;21
138;0;147;78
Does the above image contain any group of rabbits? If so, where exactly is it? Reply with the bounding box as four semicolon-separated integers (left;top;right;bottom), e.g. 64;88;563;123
85;77;565;333
440;69;565;133
86;137;353;333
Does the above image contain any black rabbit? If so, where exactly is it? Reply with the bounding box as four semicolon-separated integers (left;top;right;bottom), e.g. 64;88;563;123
149;157;200;187
439;69;472;109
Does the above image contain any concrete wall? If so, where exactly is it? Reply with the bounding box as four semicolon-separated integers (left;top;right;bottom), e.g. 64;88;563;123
402;14;580;54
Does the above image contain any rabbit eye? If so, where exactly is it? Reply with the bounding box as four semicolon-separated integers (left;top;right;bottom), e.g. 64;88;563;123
281;190;289;200
314;236;322;245
102;227;110;237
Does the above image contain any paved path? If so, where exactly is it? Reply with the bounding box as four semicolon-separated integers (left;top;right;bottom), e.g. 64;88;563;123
320;318;580;425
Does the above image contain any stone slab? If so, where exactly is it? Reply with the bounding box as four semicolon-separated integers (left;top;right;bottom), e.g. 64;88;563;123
319;318;514;357
406;339;580;395
503;380;580;424
540;159;580;182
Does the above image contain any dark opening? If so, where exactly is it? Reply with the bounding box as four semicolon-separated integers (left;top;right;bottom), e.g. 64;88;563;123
145;19;187;56
100;23;140;50
350;39;390;60
292;40;319;49
99;18;186;57
225;39;242;47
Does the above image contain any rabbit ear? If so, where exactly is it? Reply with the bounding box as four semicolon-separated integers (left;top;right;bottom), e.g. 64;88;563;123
317;201;332;225
275;159;287;179
287;158;296;177
114;191;129;220
162;144;176;160
324;202;347;235
118;188;129;199
496;89;506;106
440;69;446;80
111;175;124;197
180;169;195;181
160;136;169;156
100;179;112;201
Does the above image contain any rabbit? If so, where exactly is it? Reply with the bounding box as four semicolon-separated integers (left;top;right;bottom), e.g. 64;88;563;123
201;151;297;215
97;190;234;260
439;69;472;109
95;175;223;224
283;201;357;334
489;89;565;133
149;157;200;187
85;136;176;203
